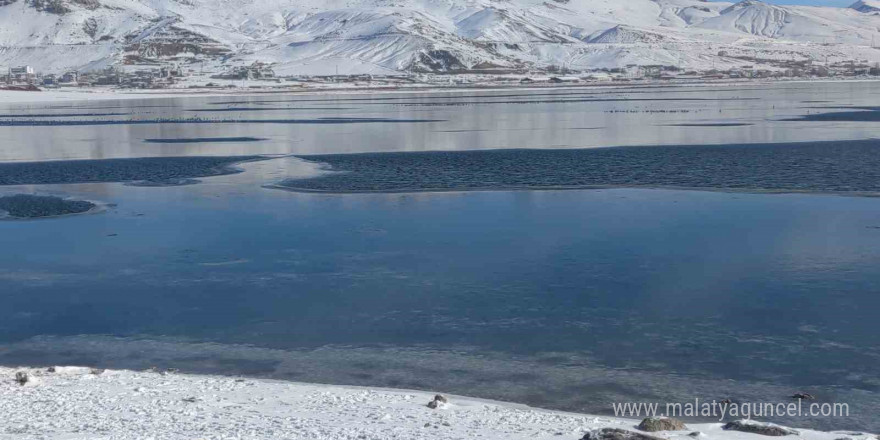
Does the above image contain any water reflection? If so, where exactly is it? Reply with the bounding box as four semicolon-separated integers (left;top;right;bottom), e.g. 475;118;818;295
1;82;879;162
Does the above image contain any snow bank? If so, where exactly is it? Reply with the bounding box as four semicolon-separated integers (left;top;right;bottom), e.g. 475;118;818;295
0;366;876;440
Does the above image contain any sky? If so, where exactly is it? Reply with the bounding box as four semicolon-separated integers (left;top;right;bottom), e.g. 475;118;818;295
779;0;852;4
721;0;854;5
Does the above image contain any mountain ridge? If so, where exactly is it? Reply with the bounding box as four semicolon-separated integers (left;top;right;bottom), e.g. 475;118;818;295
0;0;878;75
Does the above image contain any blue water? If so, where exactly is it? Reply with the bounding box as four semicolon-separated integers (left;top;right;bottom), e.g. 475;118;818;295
1;82;879;431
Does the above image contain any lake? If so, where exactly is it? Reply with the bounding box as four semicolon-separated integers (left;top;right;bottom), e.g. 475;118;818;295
1;81;879;431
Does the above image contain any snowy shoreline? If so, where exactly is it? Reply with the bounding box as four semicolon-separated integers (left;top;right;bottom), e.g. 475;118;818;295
2;77;880;105
1;366;875;440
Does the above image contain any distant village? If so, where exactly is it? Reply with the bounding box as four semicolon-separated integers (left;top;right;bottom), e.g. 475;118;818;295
3;58;880;91
1;62;281;89
1;62;416;90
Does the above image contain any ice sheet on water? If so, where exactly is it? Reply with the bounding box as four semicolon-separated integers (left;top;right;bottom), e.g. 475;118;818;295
0;156;262;186
0;194;95;219
276;140;880;195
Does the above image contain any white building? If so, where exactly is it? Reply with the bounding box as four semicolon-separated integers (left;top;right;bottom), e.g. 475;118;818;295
8;66;36;84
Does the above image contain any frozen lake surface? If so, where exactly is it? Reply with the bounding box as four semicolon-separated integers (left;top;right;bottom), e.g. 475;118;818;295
1;82;879;431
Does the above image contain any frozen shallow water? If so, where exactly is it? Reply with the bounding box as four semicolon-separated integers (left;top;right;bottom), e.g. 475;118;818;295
278;140;880;194
1;82;879;431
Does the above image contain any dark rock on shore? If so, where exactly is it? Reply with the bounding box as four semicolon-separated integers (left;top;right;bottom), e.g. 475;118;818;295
638;417;688;432
723;420;798;436
14;371;29;385
581;428;665;440
427;394;448;409
0;84;40;92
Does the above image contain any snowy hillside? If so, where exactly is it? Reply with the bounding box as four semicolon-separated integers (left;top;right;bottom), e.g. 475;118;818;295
0;0;878;75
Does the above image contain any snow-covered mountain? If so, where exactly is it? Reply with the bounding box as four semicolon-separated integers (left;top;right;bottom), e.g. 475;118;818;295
0;0;878;75
851;0;880;14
